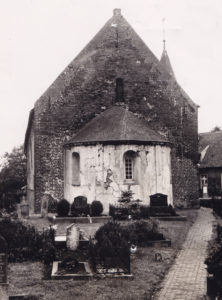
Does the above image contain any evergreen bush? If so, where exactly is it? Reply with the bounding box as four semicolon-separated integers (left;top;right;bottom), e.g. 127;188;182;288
57;199;70;217
91;200;103;216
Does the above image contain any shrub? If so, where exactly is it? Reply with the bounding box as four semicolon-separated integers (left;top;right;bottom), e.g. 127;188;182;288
92;222;130;273
91;200;103;216
118;190;134;203
109;205;129;220
94;222;129;256
124;220;164;245
109;204;115;218
57;199;70;217
140;205;150;219
0;218;55;263
48;196;58;213
205;225;222;294
212;198;222;217
71;199;89;217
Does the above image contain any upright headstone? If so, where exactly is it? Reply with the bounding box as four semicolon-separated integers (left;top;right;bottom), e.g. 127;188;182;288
66;223;80;251
41;193;49;218
150;193;168;206
0;235;8;300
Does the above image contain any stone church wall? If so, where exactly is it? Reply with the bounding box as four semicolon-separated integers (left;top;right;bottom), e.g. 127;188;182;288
28;11;199;212
64;144;173;213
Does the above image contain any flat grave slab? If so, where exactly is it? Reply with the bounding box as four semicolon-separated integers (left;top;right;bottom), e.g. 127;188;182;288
51;261;93;280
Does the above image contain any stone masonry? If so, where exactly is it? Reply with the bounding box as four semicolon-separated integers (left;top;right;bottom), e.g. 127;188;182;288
25;9;199;212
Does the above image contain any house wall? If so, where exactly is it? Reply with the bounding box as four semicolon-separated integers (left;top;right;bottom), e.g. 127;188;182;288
199;168;222;197
64;144;173;213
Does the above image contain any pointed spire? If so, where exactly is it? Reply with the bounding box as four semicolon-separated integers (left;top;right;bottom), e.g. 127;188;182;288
159;19;175;80
160;46;175;79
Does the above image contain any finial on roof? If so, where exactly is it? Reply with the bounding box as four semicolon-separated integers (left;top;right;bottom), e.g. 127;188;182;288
162;18;166;51
113;8;121;16
163;39;166;51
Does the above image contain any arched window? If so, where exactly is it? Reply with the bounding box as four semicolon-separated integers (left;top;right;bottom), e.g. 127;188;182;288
124;151;137;181
72;152;80;185
125;157;133;179
116;78;124;101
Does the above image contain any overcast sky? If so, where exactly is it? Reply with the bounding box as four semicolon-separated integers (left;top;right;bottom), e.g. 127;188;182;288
1;0;222;157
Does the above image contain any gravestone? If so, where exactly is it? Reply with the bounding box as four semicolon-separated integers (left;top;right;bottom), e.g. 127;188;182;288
66;223;80;251
72;196;88;216
41;193;49;218
150;193;168;207
0;235;8;300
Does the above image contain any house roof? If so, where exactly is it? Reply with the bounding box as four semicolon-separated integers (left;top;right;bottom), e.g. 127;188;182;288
65;106;169;146
24;9;198;147
199;131;222;168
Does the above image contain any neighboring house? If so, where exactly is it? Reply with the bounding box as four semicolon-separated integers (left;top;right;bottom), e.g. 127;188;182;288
24;9;199;214
199;131;222;198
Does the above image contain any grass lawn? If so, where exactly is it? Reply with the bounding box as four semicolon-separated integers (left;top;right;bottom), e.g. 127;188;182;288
8;209;197;300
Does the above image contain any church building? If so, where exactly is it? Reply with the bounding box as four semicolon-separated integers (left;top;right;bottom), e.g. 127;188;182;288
24;9;199;214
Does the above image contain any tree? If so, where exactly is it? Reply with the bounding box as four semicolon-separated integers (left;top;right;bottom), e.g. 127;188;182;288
0;145;26;211
211;126;221;132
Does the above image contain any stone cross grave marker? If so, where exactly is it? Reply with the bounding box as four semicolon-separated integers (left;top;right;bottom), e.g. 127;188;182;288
0;235;8;300
66;223;80;251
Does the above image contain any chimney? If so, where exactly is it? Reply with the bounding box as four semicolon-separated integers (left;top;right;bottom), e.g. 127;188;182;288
113;8;121;17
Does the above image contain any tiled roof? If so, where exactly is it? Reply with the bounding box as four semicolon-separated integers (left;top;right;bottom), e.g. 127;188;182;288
65;106;169;146
199;131;222;168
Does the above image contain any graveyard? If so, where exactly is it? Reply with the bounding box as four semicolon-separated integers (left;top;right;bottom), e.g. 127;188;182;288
0;197;197;299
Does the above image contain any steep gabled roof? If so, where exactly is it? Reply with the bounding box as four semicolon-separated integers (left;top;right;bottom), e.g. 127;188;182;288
65;106;169;146
34;8;160;109
199;131;222;168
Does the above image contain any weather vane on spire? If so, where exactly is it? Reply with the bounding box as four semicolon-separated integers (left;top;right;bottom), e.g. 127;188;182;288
162;18;166;51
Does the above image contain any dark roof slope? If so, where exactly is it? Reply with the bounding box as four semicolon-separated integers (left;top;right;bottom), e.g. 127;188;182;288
34;9;160;109
199;131;222;168
34;9;198;110
65;106;169;146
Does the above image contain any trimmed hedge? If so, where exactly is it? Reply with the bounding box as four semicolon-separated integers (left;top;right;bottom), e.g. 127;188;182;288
57;199;70;217
91;200;103;216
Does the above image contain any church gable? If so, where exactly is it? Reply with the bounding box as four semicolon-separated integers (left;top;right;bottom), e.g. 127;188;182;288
26;9;199;213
